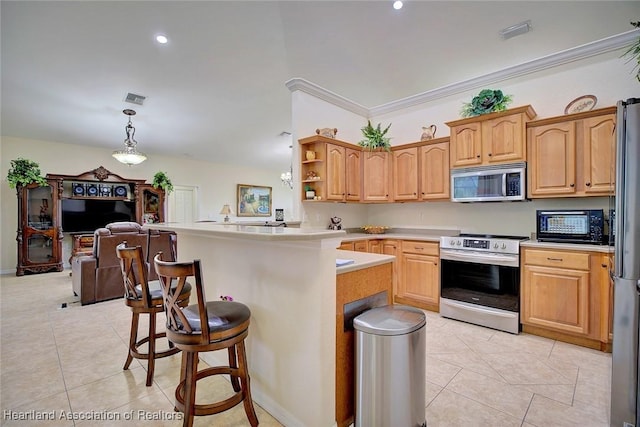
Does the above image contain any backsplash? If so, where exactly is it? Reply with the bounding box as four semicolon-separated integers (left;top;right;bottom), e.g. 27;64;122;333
302;197;610;236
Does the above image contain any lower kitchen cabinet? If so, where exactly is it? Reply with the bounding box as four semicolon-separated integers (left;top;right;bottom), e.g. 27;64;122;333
354;240;368;252
396;241;440;312
521;247;611;350
339;241;355;251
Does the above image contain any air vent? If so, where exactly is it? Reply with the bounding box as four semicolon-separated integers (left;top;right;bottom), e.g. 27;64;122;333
124;93;146;105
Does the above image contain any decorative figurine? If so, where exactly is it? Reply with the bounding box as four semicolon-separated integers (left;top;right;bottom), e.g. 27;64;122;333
316;128;338;138
420;124;437;141
328;216;342;230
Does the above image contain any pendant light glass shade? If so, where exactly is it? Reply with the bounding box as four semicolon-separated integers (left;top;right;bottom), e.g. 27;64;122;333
113;109;147;166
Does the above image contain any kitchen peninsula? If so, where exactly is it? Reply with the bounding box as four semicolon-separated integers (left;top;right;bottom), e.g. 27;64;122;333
143;222;394;427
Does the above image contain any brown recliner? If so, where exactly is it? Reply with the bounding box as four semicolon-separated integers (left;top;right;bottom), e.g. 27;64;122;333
71;222;177;305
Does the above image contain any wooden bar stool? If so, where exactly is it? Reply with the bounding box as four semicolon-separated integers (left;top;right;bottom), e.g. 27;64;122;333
153;253;259;427
116;243;191;386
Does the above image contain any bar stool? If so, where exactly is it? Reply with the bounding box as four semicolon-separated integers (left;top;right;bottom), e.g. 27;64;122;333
153;253;259;427
116;243;191;386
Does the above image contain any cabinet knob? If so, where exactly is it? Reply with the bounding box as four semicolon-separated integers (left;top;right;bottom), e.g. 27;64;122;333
570;183;575;187
476;155;481;158
413;192;417;195
585;182;591;187
488;153;492;157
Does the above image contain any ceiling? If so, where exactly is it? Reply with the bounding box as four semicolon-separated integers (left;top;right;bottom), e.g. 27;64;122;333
2;1;638;172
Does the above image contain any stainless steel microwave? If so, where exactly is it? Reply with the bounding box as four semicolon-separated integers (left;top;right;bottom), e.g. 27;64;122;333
450;162;526;202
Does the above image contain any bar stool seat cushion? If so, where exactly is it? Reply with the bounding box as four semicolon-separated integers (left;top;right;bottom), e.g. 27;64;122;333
180;301;251;333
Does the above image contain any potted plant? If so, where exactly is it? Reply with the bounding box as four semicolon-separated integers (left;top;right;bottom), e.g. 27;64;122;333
304;184;315;200
358;120;392;151
6;158;48;189
460;89;513;118
623;21;640;82
152;171;173;194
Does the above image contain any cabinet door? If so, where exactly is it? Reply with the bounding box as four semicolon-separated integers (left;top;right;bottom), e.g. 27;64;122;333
326;143;346;201
382;240;399;296
528;122;577;197
399;253;439;306
482;113;525;164
368;240;382;253
16;179;63;276
392;147;418;201
450;122;482;168
582;114;616;195
521;265;590;335
345;148;362;201
339;241;355;251
419;142;450;200
362;151;391;202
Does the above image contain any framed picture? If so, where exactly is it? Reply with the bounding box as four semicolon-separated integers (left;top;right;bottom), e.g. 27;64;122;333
237;184;272;217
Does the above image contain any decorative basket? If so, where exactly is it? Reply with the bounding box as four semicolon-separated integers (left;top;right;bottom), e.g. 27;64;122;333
361;226;389;234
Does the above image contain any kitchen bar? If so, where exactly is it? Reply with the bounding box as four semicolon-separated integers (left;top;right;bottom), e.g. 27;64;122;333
143;222;394;427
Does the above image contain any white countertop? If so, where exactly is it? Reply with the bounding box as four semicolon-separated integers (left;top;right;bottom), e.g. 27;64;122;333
341;232;442;243
144;222;346;242
336;249;395;274
521;240;614;253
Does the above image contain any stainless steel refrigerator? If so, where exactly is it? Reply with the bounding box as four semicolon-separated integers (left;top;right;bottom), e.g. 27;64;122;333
611;97;640;427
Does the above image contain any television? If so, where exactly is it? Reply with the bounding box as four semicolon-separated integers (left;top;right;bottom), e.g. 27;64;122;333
61;199;136;233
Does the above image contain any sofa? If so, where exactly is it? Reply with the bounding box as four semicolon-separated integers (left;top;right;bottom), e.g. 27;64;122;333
71;222;176;305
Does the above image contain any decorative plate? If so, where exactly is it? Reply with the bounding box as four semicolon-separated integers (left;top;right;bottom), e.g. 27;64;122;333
564;95;597;115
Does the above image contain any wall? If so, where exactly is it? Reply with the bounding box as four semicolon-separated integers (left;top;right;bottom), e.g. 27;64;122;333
295;53;635;235
0;136;294;273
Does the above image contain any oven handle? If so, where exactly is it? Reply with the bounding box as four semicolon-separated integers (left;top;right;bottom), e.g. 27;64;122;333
440;249;519;267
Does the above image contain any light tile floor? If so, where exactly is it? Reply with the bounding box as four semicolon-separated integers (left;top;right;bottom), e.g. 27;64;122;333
1;271;611;426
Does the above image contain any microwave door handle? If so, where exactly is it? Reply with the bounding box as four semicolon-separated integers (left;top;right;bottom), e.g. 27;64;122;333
502;174;507;196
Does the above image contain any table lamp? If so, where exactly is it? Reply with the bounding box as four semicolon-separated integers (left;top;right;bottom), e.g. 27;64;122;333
220;204;233;222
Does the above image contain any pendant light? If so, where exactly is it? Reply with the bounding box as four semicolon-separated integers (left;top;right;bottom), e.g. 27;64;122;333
112;109;147;166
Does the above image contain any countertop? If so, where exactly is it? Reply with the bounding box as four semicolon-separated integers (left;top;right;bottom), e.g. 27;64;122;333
336;249;395;274
521;240;614;253
340;227;459;243
144;222;345;242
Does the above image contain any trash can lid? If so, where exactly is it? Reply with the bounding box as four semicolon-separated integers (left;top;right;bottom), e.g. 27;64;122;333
353;305;426;336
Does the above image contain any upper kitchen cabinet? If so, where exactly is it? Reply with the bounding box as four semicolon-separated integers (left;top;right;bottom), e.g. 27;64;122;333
419;139;450;200
299;136;362;202
446;105;537;168
527;106;616;198
362;150;391;202
391;138;451;202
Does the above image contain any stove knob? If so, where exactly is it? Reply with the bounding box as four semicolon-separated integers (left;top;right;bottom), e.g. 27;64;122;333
456;241;461;246
450;240;455;245
501;243;507;249
493;243;499;249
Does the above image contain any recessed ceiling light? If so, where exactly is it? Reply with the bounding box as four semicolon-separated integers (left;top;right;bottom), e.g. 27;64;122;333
393;1;403;10
155;34;168;44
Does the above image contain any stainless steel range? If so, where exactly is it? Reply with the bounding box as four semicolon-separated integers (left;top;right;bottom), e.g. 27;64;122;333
439;234;528;334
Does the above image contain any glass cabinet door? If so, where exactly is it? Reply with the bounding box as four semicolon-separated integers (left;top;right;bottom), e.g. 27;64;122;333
27;185;53;231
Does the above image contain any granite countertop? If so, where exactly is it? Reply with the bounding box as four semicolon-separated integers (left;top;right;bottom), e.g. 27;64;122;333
336;249;395;274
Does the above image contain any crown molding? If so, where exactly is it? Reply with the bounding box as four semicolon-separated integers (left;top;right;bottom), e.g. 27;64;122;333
286;30;638;118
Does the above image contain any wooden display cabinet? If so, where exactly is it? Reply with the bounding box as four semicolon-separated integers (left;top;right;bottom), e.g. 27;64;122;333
15;179;64;275
136;184;166;224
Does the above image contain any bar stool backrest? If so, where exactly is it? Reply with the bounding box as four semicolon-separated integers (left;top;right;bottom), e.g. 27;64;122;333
153;253;208;344
116;242;152;308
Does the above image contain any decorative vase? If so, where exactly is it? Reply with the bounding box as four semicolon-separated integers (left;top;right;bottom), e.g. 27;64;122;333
305;190;315;200
306;150;316;161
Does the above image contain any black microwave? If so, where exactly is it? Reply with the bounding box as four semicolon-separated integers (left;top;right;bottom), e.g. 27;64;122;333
536;209;605;244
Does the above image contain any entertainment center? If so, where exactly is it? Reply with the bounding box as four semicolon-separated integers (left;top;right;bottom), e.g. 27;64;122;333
15;166;166;275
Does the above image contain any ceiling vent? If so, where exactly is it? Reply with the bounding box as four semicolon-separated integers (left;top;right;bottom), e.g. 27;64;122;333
499;20;532;40
124;93;146;105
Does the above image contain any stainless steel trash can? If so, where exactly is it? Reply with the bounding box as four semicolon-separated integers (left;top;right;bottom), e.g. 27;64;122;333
354;304;426;427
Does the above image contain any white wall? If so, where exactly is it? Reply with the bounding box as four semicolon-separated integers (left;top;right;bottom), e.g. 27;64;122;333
0;136;294;272
294;53;636;235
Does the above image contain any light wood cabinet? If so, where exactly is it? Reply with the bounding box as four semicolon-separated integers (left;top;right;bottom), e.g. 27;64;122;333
299;136;362;202
338;241;355;251
446;105;536;168
392;147;419;201
362;150;391;202
521;247;610;348
382;239;400;295
354;241;368;252
419;140;450;200
396;240;439;311
368;240;382;253
527;107;616;198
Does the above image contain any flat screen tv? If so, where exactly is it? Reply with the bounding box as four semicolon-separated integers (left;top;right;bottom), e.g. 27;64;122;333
61;199;136;233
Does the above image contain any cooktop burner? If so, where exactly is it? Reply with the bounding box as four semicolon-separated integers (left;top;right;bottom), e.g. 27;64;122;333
459;233;529;241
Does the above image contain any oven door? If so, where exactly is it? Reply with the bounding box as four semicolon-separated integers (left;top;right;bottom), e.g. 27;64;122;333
439;249;520;312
